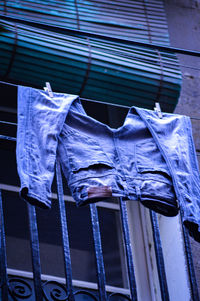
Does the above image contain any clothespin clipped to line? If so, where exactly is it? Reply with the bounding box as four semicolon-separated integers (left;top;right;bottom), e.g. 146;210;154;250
154;102;163;119
43;83;162;119
44;82;53;98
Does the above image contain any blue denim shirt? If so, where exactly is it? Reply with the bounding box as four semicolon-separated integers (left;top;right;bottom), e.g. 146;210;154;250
16;86;200;242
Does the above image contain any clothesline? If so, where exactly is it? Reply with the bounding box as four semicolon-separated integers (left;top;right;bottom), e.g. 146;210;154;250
0;80;130;110
0;80;200;121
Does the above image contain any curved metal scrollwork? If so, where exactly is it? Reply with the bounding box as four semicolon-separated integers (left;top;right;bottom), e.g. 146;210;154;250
6;278;131;301
42;281;69;301
74;289;98;301
8;278;32;299
108;292;131;301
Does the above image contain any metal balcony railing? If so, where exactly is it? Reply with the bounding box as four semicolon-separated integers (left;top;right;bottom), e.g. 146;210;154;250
0;95;199;301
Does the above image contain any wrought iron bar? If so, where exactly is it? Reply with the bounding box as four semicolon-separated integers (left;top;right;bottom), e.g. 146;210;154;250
27;204;43;301
56;160;74;301
179;208;200;301
0;135;16;141
90;203;107;301
0;189;9;301
149;210;170;301
119;198;137;301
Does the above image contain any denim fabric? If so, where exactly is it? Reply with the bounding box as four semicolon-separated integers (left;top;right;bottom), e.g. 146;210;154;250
58;100;178;217
16;86;78;208
16;86;200;242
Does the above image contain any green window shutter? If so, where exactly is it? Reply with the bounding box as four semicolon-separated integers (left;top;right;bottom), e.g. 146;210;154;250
0;0;182;111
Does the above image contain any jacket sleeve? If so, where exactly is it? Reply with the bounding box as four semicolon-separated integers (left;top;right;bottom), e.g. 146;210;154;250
16;85;78;208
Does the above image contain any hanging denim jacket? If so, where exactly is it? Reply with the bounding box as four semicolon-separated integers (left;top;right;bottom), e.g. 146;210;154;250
16;86;200;242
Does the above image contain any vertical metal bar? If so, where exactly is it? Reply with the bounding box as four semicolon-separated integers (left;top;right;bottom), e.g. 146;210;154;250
180;208;200;301
149;210;170;301
27;204;43;301
119;198;137;301
56;161;75;301
0;189;9;301
90;203;107;301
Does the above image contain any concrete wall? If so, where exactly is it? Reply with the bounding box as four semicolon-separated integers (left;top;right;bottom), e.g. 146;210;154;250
164;0;200;294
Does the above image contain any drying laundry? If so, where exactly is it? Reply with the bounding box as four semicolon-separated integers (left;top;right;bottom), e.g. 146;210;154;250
16;85;200;242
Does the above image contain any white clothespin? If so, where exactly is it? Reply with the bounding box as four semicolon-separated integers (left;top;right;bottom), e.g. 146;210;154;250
154;102;162;119
44;82;53;98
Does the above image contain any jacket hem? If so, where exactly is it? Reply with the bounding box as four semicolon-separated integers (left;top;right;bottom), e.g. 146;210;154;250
20;186;51;209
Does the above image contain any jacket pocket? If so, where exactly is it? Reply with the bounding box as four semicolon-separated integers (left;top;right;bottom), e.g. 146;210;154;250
135;141;172;179
71;161;114;178
60;128;114;179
